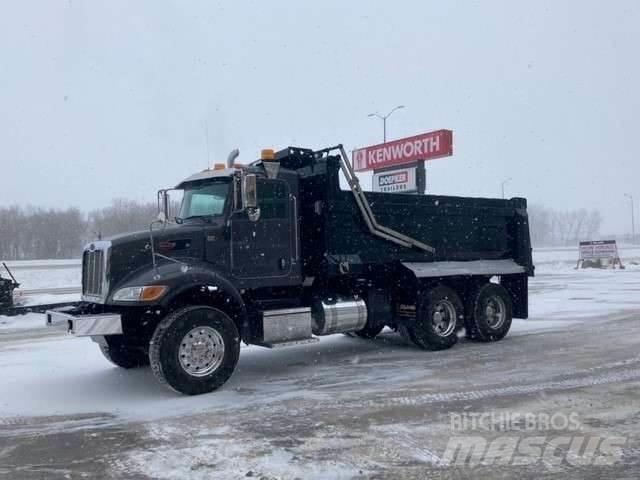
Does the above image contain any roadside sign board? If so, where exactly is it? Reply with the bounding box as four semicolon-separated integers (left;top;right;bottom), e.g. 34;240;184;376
373;166;418;193
577;240;624;269
579;240;618;260
353;129;453;172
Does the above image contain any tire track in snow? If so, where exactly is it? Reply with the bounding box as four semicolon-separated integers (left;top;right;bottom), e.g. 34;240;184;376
331;368;640;410
0;414;116;438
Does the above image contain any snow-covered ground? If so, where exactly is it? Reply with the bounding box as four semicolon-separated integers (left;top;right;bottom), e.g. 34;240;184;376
3;259;81;306
1;249;639;478
2;251;638;419
533;244;640;270
3;261;80;290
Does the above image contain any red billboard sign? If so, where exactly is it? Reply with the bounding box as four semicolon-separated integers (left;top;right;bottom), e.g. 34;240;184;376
353;129;453;172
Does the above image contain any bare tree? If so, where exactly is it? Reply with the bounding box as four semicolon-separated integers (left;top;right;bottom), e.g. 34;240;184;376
86;198;158;241
528;204;603;247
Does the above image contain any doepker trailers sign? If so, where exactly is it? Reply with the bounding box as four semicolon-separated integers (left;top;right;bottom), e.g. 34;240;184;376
373;167;417;193
353;129;453;172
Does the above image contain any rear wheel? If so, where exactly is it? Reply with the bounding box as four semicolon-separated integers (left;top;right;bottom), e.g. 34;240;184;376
98;336;149;369
149;306;240;395
405;286;463;350
466;283;512;342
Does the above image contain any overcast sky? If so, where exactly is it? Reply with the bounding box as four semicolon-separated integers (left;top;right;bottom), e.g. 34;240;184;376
1;1;638;234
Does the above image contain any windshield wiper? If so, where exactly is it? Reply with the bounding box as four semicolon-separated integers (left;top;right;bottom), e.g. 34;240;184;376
175;215;211;224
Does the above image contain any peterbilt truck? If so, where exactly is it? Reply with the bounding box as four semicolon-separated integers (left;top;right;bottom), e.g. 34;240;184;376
47;145;533;395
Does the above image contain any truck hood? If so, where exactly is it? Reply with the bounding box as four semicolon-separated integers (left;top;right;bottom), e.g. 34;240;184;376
104;223;207;293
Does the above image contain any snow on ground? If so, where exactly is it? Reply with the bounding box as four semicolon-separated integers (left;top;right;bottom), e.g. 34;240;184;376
2;259;80;269
1;248;639;424
0;330;330;421
533;244;640;270
7;265;80;291
118;425;363;480
0;312;46;330
1;249;640;478
1;259;81;307
15;292;80;307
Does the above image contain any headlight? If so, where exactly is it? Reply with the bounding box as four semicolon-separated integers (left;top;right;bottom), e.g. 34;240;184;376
113;286;168;302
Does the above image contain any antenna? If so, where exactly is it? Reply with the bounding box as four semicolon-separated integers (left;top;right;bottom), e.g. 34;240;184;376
205;120;210;168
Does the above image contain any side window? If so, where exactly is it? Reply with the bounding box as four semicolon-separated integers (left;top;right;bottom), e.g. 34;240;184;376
257;180;288;219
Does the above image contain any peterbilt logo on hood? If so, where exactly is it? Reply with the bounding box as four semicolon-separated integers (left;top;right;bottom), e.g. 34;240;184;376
158;239;192;251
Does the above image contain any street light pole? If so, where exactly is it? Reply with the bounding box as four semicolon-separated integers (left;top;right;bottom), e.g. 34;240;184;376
368;105;405;144
383;117;386;143
625;193;635;243
501;178;512;199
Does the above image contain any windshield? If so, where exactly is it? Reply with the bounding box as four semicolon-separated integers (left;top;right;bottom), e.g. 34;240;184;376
177;181;230;220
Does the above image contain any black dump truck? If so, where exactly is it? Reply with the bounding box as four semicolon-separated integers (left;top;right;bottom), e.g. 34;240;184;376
48;145;533;395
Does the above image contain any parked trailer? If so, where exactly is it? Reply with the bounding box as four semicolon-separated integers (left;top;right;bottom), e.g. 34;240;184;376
48;145;533;395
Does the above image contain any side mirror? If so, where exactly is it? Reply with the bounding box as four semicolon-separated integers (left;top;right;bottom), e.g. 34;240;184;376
242;174;258;209
156;190;169;223
241;174;260;222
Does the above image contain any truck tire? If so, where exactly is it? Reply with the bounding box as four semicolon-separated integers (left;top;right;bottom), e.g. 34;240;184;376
355;323;385;339
355;289;390;338
466;283;512;342
149;306;240;395
398;323;420;347
98;336;149;369
407;286;463;351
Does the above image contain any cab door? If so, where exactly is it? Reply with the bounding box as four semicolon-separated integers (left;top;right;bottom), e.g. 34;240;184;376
230;178;300;285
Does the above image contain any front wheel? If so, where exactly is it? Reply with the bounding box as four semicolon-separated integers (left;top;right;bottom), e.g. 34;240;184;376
98;336;149;369
149;306;240;395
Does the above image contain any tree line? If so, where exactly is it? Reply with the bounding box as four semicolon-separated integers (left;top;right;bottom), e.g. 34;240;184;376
528;205;603;247
0;200;159;260
0;200;604;260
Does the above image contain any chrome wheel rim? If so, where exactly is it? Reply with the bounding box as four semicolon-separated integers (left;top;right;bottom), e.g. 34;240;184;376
431;300;457;337
485;295;506;329
178;326;225;377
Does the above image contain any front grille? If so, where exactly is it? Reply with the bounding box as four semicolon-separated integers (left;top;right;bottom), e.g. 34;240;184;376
82;249;105;297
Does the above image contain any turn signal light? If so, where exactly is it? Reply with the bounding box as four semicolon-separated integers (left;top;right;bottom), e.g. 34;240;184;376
140;285;168;301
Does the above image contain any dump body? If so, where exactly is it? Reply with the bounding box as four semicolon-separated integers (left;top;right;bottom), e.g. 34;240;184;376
297;153;533;278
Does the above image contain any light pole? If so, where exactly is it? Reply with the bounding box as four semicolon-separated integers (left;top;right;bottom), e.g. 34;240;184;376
368;105;405;143
624;193;635;243
501;177;512;199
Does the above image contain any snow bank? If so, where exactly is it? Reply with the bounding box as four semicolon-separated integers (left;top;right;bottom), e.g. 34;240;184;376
0;313;45;330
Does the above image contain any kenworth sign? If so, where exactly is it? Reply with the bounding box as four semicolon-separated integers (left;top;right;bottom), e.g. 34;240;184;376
353;129;453;172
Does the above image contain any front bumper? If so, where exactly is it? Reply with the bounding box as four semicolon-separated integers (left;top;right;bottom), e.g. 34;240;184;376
46;306;122;337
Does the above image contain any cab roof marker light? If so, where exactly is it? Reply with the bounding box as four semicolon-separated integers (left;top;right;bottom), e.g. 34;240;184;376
261;149;275;160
